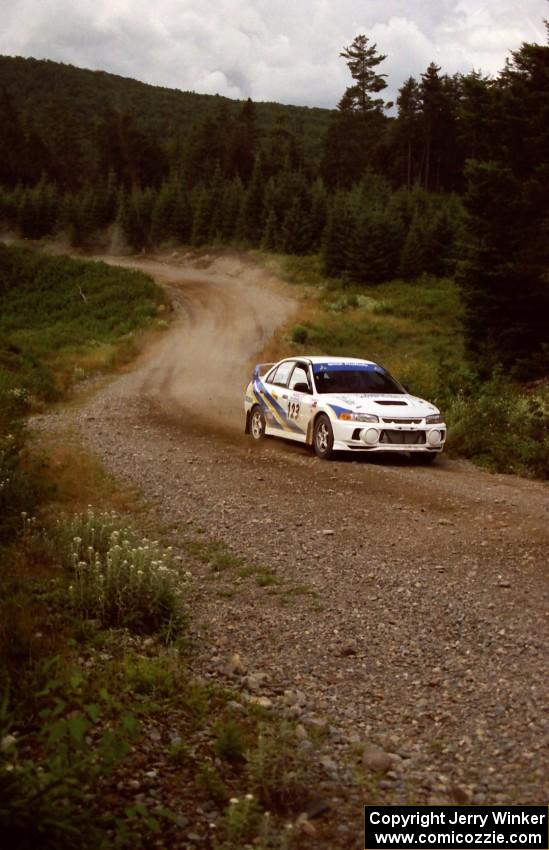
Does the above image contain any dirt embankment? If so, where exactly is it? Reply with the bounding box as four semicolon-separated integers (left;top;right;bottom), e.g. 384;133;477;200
34;251;548;842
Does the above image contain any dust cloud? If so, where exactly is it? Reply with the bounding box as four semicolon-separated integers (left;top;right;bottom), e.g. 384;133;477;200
97;253;297;431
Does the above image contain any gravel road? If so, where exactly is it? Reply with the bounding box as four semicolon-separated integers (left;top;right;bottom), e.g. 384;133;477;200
34;252;548;830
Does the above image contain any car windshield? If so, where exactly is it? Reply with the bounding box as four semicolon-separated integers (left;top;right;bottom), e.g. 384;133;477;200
312;365;405;395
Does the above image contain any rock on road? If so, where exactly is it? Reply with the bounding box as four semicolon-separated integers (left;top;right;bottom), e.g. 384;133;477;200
36;252;548;815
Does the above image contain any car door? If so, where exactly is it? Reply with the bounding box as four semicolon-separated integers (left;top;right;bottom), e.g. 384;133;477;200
286;362;315;442
261;360;297;438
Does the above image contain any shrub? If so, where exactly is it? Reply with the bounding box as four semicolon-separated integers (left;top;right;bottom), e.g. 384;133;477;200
60;510;188;637
213;719;248;763
446;379;549;478
290;324;308;344
122;655;177;698
246;722;307;811
0;384;40;544
222;795;265;848
0;675;140;850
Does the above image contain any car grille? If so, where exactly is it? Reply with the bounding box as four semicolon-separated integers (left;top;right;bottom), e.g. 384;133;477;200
382;417;422;424
380;429;426;445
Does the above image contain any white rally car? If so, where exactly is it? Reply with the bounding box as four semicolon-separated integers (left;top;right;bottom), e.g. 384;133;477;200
244;356;446;461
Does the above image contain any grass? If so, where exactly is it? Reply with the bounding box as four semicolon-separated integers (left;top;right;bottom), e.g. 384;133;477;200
213;718;249;763
237;563;281;587
269;254;464;402
121;655;179;698
33;431;143;518
0;243;166;403
258;252;549;478
185;539;245;573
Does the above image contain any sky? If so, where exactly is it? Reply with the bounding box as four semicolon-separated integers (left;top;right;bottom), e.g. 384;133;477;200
1;0;547;108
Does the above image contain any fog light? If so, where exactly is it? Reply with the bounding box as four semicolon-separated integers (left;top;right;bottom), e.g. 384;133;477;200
362;428;379;445
427;429;441;446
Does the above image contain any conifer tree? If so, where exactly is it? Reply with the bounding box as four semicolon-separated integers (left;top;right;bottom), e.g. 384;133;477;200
116;189;144;250
320;95;368;189
346;205;397;284
137;188;155;247
309;179;329;251
398;210;428;279
280;198;312;255
171;185;192;243
236;157;266;244
191;186;212;246
17;178;58;239
340;34;388;114
79;187;106;240
457;72;494;162
262;116;301;178
207;164;226;241
218;178;244;241
460;27;549;377
419;63;443;191
396;77;421;189
261;205;279;251
228;98;258;184
321;35;389;189
151;182;174;246
322;193;353;277
0;89;30;187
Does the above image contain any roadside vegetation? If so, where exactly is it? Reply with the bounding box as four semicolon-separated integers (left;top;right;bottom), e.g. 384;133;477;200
0;246;164;845
261;253;549;480
2;488;332;848
0;243;165;401
0;245;336;849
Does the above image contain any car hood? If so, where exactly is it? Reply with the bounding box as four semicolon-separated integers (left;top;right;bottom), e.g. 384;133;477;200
323;393;440;418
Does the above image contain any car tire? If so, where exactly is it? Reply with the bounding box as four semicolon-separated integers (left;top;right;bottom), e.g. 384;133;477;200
250;405;266;440
313;414;334;459
413;452;438;465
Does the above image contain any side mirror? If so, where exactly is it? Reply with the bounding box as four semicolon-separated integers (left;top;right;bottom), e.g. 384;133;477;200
293;382;312;394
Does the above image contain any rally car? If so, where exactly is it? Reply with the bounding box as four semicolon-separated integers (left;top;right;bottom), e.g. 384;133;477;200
244;356;446;461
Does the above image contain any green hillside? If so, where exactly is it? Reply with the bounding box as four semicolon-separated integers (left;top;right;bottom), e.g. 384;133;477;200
0;55;332;187
0;243;163;402
0;30;548;387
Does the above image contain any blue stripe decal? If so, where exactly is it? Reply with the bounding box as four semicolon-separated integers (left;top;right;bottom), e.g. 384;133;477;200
253;374;304;434
328;403;351;418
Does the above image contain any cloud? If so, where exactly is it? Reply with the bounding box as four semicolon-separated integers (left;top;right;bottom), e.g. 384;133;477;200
0;0;547;107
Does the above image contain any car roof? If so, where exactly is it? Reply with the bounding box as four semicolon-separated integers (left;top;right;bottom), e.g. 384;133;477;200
277;355;378;367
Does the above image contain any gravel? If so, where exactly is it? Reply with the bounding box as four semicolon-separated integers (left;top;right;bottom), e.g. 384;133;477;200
31;254;548;836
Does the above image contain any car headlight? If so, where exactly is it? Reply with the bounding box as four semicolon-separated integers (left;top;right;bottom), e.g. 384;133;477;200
425;414;443;424
338;412;379;422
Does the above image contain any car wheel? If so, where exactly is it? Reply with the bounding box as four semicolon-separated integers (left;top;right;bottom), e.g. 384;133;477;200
250;405;266;440
413;452;438;465
313;414;334;459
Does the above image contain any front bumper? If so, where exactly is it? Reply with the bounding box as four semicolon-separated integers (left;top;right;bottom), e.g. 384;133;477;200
331;418;446;453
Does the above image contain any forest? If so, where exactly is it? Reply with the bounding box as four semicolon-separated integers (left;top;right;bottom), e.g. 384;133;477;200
0;26;548;380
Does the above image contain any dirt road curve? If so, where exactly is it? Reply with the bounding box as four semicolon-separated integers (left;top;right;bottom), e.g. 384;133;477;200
37;253;548;833
94;253;294;428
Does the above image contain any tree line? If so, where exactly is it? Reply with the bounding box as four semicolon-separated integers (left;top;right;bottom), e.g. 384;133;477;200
0;47;538;196
0;170;463;283
0;26;548;378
